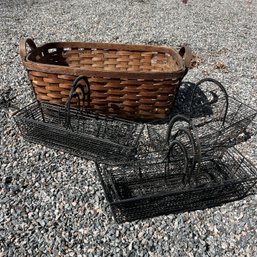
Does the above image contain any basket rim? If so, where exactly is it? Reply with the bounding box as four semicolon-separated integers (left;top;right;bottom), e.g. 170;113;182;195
23;41;187;80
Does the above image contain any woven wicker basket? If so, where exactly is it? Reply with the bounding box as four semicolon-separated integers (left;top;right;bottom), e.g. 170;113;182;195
20;38;193;120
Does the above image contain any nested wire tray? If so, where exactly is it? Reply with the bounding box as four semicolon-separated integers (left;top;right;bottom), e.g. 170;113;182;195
176;79;257;150
14;101;144;162
96;147;257;223
147;79;257;154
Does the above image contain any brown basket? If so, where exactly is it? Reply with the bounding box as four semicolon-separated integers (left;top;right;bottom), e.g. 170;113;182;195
19;38;193;120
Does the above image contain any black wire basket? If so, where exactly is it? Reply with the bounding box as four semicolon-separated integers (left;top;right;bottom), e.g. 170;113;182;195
96;146;257;223
13;77;144;162
147;78;257;154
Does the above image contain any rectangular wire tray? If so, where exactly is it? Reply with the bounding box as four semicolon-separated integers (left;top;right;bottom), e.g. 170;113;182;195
190;96;256;150
13;101;144;162
174;79;257;150
96;147;257;223
147;95;257;154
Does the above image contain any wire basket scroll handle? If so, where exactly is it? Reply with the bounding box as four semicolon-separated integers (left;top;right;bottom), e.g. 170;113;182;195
64;82;85;131
71;75;91;108
19;38;37;60
64;76;91;130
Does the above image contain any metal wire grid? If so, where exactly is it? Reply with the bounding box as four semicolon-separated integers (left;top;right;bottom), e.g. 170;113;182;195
14;101;144;162
189;96;257;150
96;147;257;223
146;80;257;156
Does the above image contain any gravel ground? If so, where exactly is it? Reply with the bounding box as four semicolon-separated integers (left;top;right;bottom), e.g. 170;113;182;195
0;0;257;256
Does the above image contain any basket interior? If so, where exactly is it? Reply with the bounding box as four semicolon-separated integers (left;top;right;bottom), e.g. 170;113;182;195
27;43;181;73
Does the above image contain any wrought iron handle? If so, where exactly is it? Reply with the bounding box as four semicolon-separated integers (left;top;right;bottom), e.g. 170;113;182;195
166;114;194;142
70;75;91;108
172;127;197;184
166;114;202;183
165;140;189;185
64;76;90;130
192;78;229;126
65;91;83;131
19;38;37;60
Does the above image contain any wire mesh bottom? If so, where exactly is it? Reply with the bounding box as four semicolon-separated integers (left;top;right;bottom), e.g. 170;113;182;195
96;147;257;223
14;102;144;162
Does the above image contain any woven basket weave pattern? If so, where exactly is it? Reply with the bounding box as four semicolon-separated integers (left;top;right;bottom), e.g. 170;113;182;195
28;71;179;118
61;49;178;72
21;39;190;120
